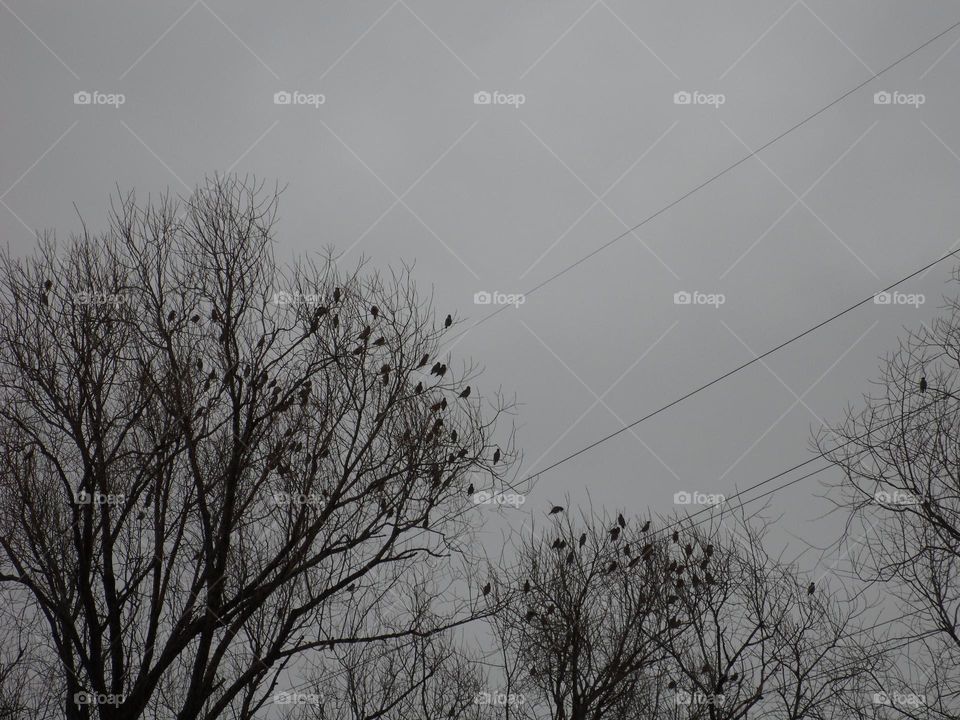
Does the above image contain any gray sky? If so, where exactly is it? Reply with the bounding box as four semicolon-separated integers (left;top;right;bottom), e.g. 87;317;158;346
3;0;960;581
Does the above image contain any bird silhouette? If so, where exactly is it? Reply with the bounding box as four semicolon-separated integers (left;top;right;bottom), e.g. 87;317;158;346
807;581;815;595
617;513;626;529
333;288;341;303
437;364;447;377
704;544;714;557
672;530;679;544
431;400;444;412
525;608;536;621
641;520;650;532
549;505;564;515
482;582;491;596
414;381;423;393
628;556;640;568
191;314;200;324
44;279;52;291
566;550;575;565
459;386;471;398
370;305;379;318
551;538;564;550
418;353;430;368
609;527;621;542
579;532;587;547
668;617;681;629
373;337;385;347
523;580;530;593
430;362;442;376
685;543;694;557
920;376;928;393
493;448;501;463
667;680;677;689
444;314;452;328
607;560;618;573
359;326;371;341
467;483;474;496
167;310;176;322
450;429;458;442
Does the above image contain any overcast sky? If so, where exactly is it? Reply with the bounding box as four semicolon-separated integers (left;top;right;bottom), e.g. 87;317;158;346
3;0;960;584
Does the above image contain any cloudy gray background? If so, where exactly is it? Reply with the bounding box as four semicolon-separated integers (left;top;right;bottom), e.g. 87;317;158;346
3;0;960;594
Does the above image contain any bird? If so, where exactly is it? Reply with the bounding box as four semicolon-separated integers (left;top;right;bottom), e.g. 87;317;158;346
450;429;458;442
617;513;626;529
641;520;650;532
672;530;679;544
191;314;200;324
359;326;371;341
467;483;474;496
807;581;815;595
431;400;444;412
685;543;694;557
551;538;564;550
167;310;176;322
414;381;423;394
430;362;442;376
482;582;491;596
437;364;447;377
668;617;681;629
44;279;52;291
370;305;379;318
444;314;452;328
607;560;618;573
628;556;640;568
579;532;587;548
372;336;385;347
493;448;501;463
418;354;430;368
609;527;621;542
667;680;677;689
523;580;530;593
920;376;928;393
459;386;471;398
566;551;575;565
525;608;536;622
333;288;341;303
704;544;714;557
549;505;564;515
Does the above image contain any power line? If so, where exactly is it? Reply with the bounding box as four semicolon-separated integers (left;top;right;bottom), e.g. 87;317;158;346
522;247;960;484
451;17;960;342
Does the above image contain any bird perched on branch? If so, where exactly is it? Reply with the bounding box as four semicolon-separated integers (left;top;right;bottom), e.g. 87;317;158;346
459;386;471;398
920;376;928;393
444;314;452;328
549;505;564;515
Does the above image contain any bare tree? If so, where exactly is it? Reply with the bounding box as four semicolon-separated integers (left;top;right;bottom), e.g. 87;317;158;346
0;176;514;719
488;508;877;720
817;271;960;719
